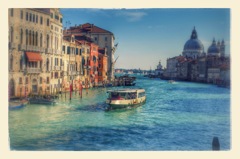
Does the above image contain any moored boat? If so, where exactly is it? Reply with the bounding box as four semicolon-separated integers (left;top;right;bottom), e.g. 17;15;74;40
9;99;28;110
28;95;56;105
106;88;146;109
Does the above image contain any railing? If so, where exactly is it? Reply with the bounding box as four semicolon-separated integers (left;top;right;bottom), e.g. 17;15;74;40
61;66;64;71
26;68;41;74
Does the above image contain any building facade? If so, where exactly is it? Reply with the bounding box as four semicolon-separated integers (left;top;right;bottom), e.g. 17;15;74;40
64;23;116;81
8;8;63;98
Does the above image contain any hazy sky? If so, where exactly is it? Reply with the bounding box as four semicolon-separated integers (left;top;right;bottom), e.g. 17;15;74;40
60;8;230;70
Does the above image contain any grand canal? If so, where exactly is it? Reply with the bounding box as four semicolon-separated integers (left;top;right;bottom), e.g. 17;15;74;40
9;76;231;150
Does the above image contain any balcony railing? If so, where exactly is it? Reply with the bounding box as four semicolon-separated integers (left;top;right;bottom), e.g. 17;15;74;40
60;66;64;71
26;68;41;74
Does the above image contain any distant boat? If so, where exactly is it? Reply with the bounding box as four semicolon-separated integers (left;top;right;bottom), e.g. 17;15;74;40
168;80;175;84
106;88;146;109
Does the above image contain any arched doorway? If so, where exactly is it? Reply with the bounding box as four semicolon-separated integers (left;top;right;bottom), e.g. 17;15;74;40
9;79;15;97
32;78;38;94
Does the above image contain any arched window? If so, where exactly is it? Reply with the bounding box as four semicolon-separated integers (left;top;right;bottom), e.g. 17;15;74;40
47;34;49;48
40;33;42;47
20;29;23;44
10;27;13;42
29;30;31;45
35;32;38;46
26;29;28;45
32;31;35;46
9;55;13;70
46;58;49;71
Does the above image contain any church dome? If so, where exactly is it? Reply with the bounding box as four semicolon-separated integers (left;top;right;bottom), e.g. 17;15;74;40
184;39;204;50
183;27;204;51
207;38;220;54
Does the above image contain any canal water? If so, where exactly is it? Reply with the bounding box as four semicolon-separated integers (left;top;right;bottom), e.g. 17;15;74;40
9;76;231;150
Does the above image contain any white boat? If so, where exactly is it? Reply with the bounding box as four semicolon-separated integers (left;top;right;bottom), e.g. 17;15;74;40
168;80;175;83
106;88;146;109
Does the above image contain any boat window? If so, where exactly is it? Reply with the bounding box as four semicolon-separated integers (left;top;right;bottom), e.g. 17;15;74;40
138;92;145;98
126;92;137;99
109;92;126;100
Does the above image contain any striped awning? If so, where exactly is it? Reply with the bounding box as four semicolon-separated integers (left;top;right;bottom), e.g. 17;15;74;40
26;52;42;62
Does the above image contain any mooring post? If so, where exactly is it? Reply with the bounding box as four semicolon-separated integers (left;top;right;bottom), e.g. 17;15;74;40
212;137;220;150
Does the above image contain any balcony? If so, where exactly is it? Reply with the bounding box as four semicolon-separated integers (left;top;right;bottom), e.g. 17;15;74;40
60;66;64;71
9;42;17;49
26;68;41;74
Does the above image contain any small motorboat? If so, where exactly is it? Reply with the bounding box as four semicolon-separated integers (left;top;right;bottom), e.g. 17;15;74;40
106;88;146;109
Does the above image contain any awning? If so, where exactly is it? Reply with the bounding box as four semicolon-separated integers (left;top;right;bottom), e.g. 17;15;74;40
26;52;42;62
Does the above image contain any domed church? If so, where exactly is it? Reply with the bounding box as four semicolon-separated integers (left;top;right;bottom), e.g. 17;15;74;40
207;38;225;57
182;27;205;59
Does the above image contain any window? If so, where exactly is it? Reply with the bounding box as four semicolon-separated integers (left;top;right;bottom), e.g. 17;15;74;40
10;55;13;70
36;15;38;23
20;10;23;19
10;9;14;17
51;13;53;18
51;25;53;30
76;48;78;55
29;13;32;22
33;14;35;22
40;33;42;47
67;46;70;54
25;29;28;45
19;77;22;84
40;77;42;84
60;18;62;23
10;27;14;43
35;32;38;46
55;14;59;20
95;37;97;41
80;48;82;55
46;34;49;48
47;19;49;26
105;37;107;41
26;12;28;21
20;29;23;44
40;16;43;24
62;45;65;53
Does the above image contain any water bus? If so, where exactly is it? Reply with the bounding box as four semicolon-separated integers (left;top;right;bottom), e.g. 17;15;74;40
106;88;146;109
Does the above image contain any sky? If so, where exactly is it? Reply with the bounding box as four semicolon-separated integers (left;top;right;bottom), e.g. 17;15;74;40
60;8;230;70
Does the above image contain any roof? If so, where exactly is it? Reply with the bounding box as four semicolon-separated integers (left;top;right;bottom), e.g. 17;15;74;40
67;23;113;34
107;89;145;93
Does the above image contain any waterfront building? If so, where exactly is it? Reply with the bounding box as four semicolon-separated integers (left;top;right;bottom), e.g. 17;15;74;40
154;60;164;76
163;56;179;79
8;8;63;98
98;48;108;84
176;56;189;80
89;42;99;86
63;23;117;81
182;27;206;59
